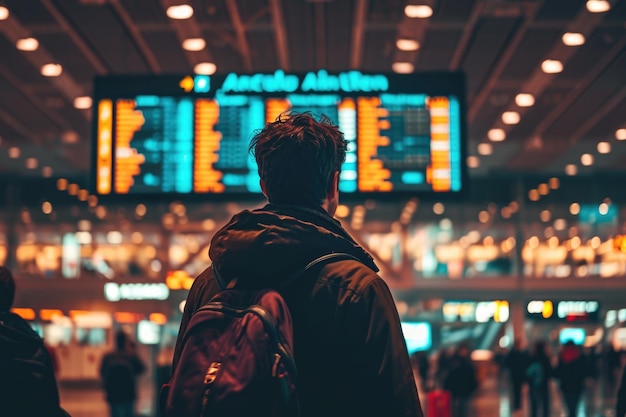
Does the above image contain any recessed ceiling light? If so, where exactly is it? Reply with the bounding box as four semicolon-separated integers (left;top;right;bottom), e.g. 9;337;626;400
41;63;63;77
194;62;217;75
74;96;93;109
515;93;535;107
182;38;206;51
42;166;53;177
586;0;611;13
467;156;480;168
0;6;8;20
562;32;585;46
62;131;79;144
580;153;594;166
166;4;194;19
25;157;38;169
404;5;433;18
392;62;414;74
487;128;506;142
8;147;20;159
597;141;611;154
477;143;493;155
502;111;520;125
541;59;563;74
396;39;420;51
565;164;578;176
616;128;626;140
569;202;581;215
16;38;39;51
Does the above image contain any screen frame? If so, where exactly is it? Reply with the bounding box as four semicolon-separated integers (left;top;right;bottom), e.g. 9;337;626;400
90;71;468;202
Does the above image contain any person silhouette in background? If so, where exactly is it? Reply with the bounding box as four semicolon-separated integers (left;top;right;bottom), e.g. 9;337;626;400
443;343;478;417
0;266;69;417
555;340;588;417
526;340;553;417
100;330;145;417
504;338;530;414
616;358;626;417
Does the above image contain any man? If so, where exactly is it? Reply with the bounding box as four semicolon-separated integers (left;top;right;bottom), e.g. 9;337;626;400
0;266;68;417
173;113;423;417
504;338;530;414
100;330;145;417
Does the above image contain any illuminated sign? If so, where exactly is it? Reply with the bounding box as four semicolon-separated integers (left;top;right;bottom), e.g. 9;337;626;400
92;71;466;196
104;283;170;302
614;235;626;252
526;300;599;322
401;322;431;354
443;300;509;323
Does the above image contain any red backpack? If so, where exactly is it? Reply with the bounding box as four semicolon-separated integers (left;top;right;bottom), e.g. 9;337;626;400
161;253;358;417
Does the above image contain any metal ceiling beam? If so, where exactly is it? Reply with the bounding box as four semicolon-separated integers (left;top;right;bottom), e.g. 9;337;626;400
110;0;161;73
269;0;290;70
448;1;484;70
468;1;542;122
350;0;368;69
40;0;108;75
159;0;215;71
225;0;253;72
0;108;37;141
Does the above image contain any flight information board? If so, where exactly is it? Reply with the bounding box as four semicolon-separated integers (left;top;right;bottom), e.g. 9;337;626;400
92;71;466;196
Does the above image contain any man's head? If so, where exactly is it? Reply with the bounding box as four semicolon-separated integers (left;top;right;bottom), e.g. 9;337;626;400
0;266;16;312
249;112;348;215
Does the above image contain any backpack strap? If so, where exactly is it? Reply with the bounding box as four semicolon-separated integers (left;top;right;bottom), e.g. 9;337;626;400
279;252;361;289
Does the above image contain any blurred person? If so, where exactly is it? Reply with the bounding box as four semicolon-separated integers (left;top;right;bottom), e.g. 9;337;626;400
100;330;146;417
443;344;478;417
504;338;530;413
172;113;423;417
555;340;588;417
526;341;553;417
0;266;69;417
411;350;431;390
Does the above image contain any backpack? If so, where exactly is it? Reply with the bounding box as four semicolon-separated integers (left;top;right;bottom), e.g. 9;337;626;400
162;252;359;417
526;361;544;387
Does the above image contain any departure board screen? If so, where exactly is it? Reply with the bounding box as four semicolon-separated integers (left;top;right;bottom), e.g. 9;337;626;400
92;71;466;196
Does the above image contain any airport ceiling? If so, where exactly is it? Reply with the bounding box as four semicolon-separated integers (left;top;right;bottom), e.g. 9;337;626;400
0;0;625;181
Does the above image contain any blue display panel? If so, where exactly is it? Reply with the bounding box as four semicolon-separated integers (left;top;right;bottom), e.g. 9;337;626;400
401;321;432;354
92;71;466;196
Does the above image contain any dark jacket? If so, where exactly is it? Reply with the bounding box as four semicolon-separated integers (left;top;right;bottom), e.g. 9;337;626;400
504;348;530;383
617;362;626;417
100;349;145;403
0;311;68;417
556;344;587;393
173;204;423;417
443;354;478;398
526;352;553;389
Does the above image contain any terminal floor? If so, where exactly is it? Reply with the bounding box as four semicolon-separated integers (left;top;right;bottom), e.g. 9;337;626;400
59;375;619;417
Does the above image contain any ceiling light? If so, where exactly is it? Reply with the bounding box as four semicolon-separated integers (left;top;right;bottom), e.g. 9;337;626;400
62;131;79;144
404;5;433;18
392;62;414;74
467;156;480;168
477;143;492;155
502;111;520;125
580;153;594;166
515;93;535;107
0;6;8;20
396;39;420;51
565;164;577;176
25;158;38;169
562;32;586;46
570;202;580;215
586;0;611;13
42;166;53;177
16;38;39;51
487;128;506;142
74;96;92;109
597;141;611;154
166;4;194;19
182;38;206;51
541;59;563;74
549;177;560;189
616;128;626;140
41;63;63;77
8;147;20;159
194;62;217;75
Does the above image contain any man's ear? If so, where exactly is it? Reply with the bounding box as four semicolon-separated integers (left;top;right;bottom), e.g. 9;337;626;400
260;179;268;198
327;171;339;200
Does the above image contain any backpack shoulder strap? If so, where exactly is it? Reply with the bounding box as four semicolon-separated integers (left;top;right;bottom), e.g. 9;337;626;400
280;252;361;289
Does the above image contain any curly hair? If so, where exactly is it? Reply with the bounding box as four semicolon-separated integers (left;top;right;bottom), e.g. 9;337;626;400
249;112;348;206
0;266;16;312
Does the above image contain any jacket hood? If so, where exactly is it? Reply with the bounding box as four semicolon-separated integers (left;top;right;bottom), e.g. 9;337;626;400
209;204;378;288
